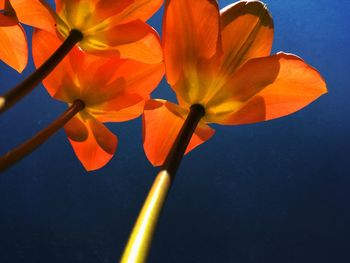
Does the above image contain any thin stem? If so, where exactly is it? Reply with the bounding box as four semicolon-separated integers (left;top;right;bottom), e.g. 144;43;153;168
0;100;84;173
161;104;206;178
0;29;83;114
120;104;205;263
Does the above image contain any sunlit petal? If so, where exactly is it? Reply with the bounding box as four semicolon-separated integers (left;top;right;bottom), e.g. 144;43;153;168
64;115;89;142
32;29;79;97
143;100;215;166
33;29;162;125
206;53;327;124
0;14;27;72
87;58;164;122
93;100;146;123
95;0;163;24
65;114;118;171
55;0;163;63
219;1;274;75
10;0;56;34
163;0;221;103
69;57;159;101
82;22;163;64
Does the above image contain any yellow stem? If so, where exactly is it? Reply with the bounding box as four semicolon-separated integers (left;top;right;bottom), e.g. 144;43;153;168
120;104;205;263
120;170;171;263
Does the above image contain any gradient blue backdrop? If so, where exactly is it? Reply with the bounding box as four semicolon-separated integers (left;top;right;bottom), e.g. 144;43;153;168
0;0;348;262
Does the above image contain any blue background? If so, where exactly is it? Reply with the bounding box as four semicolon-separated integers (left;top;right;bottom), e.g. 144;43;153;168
0;0;348;262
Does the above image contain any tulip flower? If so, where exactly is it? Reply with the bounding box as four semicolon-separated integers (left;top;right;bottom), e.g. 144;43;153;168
0;0;55;72
120;1;327;262
0;29;164;171
143;0;327;166
55;0;163;63
0;0;163;114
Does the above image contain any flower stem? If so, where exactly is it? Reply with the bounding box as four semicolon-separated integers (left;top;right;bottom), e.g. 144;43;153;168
120;104;205;263
0;100;84;173
0;29;83;114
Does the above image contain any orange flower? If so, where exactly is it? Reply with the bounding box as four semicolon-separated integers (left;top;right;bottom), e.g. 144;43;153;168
32;29;164;171
54;0;163;63
0;0;55;72
143;0;327;166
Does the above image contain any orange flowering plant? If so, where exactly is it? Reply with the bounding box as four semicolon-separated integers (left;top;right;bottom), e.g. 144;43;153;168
119;1;327;262
0;0;165;170
143;0;327;166
0;0;163;71
55;0;163;63
0;0;55;72
0;0;164;113
30;29;164;171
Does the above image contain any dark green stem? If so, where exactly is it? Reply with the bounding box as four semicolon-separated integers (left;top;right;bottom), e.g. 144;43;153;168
0;100;85;173
0;29;83;114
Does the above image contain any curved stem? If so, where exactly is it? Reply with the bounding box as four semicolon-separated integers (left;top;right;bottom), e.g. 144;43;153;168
0;100;84;173
0;29;83;114
120;104;205;263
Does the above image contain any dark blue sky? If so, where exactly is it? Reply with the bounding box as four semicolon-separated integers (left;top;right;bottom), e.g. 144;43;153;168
0;0;349;262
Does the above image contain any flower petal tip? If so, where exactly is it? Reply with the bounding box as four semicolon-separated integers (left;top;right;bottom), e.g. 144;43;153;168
221;0;274;29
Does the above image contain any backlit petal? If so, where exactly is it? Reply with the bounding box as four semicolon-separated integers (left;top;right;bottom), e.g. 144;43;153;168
11;0;56;34
95;0;163;24
55;0;163;63
163;0;221;102
81;21;163;64
33;29;163;116
143;100;215;166
93;100;146;123
219;1;274;74
110;59;164;98
64;115;88;142
0;14;27;72
87;58;164;122
70;56;163;102
65;114;118;171
206;53;327;125
32;29;81;98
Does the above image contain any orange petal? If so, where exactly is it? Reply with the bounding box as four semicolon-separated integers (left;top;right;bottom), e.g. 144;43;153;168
65;114;118;171
207;53;327;125
0;14;27;72
163;0;221;93
72;57;163;122
219;1;274;74
95;0;163;24
55;0;161;30
109;59;164;98
87;92;144;122
32;29;81;98
64;115;88;142
11;0;56;34
214;96;266;125
32;29;67;97
92;100;146;123
80;57;163;102
143;100;215;166
81;21;163;64
0;0;4;10
55;0;163;63
79;57;163;122
33;28;163;114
